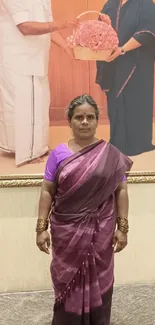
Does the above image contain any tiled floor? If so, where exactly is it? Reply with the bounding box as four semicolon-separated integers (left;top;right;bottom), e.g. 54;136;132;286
0;285;155;325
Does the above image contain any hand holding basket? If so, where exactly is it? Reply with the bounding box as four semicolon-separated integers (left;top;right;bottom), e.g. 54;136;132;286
67;11;119;61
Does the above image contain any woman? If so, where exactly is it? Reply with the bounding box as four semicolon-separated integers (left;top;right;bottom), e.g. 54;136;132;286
36;94;133;325
0;0;76;165
96;0;155;156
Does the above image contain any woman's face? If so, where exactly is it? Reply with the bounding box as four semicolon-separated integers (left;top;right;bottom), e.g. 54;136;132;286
69;103;98;140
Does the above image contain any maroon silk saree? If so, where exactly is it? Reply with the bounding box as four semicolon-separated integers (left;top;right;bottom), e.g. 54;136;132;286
50;140;133;325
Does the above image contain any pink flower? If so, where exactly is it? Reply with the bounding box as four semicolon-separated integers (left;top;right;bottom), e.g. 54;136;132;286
67;15;119;51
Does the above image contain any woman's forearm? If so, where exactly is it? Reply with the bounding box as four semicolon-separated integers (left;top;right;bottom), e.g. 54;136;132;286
51;31;67;49
122;37;142;53
36;181;56;233
107;36;142;62
38;190;52;220
115;182;129;220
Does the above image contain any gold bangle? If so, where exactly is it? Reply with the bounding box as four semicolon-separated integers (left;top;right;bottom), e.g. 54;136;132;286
35;218;49;233
117;217;129;234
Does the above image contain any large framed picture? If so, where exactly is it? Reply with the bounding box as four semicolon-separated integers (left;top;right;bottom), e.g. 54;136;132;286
1;0;155;186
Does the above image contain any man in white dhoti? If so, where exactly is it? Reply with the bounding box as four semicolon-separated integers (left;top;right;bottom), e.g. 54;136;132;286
0;0;76;165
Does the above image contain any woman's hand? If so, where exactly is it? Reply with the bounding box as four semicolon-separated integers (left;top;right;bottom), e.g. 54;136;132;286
36;230;50;254
64;45;75;58
107;47;122;62
113;229;128;253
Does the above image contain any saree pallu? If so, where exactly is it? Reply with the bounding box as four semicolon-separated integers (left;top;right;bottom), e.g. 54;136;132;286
50;140;133;325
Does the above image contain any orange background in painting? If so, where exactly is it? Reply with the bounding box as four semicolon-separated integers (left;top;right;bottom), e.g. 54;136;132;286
1;0;155;174
48;0;155;124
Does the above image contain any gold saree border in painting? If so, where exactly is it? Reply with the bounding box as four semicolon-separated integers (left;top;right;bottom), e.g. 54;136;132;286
0;172;155;187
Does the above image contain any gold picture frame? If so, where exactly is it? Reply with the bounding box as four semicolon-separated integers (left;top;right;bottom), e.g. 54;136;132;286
0;172;155;187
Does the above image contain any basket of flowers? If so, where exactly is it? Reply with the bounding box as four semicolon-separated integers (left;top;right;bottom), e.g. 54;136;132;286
67;11;119;61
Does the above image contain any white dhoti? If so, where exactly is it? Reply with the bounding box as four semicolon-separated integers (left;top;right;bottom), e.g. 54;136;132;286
0;0;53;166
0;65;50;165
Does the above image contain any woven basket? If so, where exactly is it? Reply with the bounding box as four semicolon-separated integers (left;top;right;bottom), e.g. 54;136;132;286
73;11;113;61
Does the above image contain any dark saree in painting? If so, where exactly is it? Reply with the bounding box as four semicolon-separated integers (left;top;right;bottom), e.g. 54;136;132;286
50;140;132;325
96;0;155;156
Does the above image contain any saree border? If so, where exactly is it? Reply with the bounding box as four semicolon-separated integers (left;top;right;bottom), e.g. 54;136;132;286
0;172;155;187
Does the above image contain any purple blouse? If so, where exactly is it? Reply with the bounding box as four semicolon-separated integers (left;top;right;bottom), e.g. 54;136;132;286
44;144;126;182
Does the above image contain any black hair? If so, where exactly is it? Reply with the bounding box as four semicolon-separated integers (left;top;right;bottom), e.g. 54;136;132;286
67;94;99;121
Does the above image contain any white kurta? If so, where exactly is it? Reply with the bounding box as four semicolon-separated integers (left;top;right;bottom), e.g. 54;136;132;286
0;0;53;165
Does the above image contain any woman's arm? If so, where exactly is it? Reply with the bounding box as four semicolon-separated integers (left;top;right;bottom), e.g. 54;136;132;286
107;37;141;62
51;31;67;48
122;37;141;53
36;180;56;254
115;181;129;220
113;181;129;253
50;32;74;58
38;180;56;220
